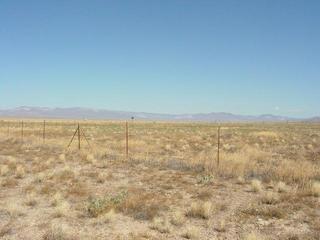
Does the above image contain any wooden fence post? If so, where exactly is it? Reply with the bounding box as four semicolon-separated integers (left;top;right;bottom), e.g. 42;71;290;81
21;121;24;141
77;123;81;150
217;126;220;167
126;121;129;159
43;120;46;143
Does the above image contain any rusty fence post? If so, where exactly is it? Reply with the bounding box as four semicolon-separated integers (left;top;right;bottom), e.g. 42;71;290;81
21;121;24;141
77;123;81;150
217;126;221;167
43;120;46;143
126;121;129;159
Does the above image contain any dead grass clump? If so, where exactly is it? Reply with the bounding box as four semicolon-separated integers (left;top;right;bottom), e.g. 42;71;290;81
51;192;64;207
58;154;66;162
251;179;263;193
117;189;167;221
215;219;226;232
85;154;96;164
217;146;270;178
171;210;185;226
242;232;265;240
7;157;17;170
53;200;70;218
97;173;106;183
15;165;25;178
42;223;75;240
310;181;320;197
150;217;171;233
252;131;278;138
182;226;200;239
259;192;279;205
34;172;47;184
242;204;286;219
273;160;318;185
237;176;246;184
275;181;288;193
5;202;25;217
187;201;212;219
0;165;9;176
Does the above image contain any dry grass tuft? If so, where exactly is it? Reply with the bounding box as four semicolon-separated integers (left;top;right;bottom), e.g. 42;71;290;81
237;176;246;185
260;192;279;205
242;232;264;240
215;219;226;232
42;223;75;240
150;217;171;233
0;165;9;176
53;200;70;218
275;181;288;193
5;202;25;217
182;226;200;239
187;201;212;219
251;179;263;193
58;154;66;162
51;192;63;207
311;181;320;197
171;210;185;226
15;165;25;178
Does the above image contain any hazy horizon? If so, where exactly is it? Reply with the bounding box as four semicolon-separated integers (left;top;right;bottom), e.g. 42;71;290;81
0;105;319;119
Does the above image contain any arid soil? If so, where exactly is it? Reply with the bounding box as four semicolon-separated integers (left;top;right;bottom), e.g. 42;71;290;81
0;121;319;239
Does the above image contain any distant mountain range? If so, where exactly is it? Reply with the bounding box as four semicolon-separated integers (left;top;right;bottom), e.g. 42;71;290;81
0;106;318;122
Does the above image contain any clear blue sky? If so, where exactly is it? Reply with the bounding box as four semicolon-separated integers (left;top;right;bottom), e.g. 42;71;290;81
1;1;319;117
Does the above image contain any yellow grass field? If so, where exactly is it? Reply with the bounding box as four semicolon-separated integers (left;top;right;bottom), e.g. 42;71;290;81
0;119;319;239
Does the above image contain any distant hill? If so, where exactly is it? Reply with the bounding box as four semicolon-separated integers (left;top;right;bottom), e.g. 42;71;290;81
305;117;320;123
0;106;317;122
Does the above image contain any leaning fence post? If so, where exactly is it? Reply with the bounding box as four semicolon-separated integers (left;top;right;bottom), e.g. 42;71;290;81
217;126;221;167
126;121;129;159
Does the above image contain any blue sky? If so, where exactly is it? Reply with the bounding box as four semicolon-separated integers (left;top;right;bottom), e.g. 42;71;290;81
1;1;319;117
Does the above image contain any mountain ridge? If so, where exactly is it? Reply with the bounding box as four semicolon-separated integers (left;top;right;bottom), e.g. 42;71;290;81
0;106;318;122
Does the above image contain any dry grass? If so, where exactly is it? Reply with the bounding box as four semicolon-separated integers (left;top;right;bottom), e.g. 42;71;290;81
42;223;76;240
150;217;171;233
242;232;264;240
310;181;320;197
15;165;25;178
251;179;263;193
187;201;212;219
171;210;185;226
182;226;200;239
0;120;319;239
275;181;288;193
